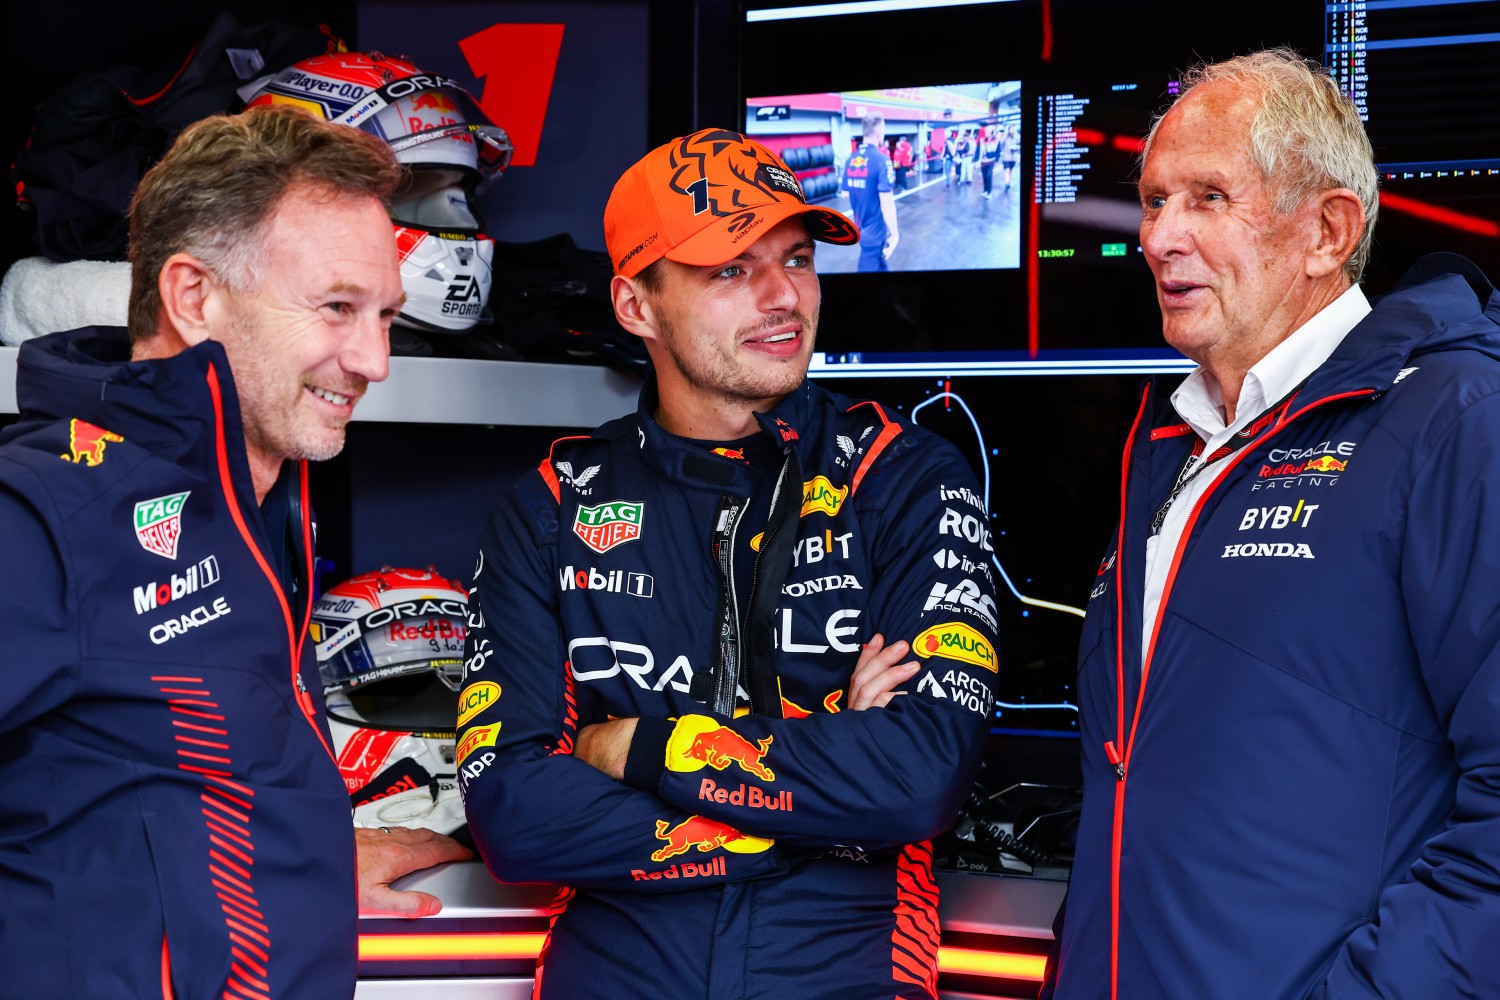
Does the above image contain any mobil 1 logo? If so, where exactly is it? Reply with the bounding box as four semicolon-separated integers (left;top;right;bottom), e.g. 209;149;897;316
559;564;654;598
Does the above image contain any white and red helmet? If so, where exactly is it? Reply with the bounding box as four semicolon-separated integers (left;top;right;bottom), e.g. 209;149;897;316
246;52;511;333
311;566;470;833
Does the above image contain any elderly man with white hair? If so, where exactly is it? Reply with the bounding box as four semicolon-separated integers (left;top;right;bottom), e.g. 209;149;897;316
1044;47;1500;1000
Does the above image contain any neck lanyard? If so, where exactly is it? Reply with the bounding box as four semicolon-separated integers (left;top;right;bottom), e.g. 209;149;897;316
1147;385;1304;537
1149;445;1220;537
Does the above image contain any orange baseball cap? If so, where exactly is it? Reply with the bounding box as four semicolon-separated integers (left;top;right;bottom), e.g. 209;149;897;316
604;128;859;278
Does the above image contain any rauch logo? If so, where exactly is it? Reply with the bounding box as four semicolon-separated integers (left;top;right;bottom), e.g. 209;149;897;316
800;476;847;517
913;621;997;673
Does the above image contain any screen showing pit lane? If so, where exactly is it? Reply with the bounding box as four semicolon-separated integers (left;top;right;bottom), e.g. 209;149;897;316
746;83;1023;274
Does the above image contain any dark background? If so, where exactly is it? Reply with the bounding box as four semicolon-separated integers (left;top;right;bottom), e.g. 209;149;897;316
742;0;1500;355
6;1;1496;323
3;0;1497;766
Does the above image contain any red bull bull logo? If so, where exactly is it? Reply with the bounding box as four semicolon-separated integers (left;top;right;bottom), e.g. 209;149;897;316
406;89;463;140
677;725;775;780
409;91;458;114
649;815;772;862
780;689;844;718
62;418;123;466
1304;455;1347;473
712;447;747;462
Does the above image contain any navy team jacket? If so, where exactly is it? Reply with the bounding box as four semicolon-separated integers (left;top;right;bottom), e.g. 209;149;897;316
460;378;999;999
1045;255;1500;999
0;328;358;998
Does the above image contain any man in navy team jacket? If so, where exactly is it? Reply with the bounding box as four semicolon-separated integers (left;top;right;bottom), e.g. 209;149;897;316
0;105;468;999
1045;47;1500;1000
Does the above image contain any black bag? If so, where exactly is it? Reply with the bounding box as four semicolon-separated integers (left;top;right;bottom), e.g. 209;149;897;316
12;14;342;262
485;233;648;372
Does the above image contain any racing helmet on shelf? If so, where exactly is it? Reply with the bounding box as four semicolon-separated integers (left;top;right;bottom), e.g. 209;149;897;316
311;565;470;833
246;51;512;333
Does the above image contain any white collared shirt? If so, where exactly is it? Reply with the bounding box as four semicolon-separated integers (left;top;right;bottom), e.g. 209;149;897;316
1140;284;1371;666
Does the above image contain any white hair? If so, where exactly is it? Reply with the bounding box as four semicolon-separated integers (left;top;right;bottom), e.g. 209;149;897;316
1143;48;1379;282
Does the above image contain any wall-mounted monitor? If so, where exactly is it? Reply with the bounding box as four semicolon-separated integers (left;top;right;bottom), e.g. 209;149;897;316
746;83;1023;274
1325;0;1500;184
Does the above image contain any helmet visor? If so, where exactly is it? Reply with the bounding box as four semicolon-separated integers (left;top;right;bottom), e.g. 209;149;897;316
344;78;513;178
315;611;468;693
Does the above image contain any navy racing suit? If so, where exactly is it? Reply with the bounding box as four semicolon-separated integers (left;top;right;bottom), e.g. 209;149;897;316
460;377;999;999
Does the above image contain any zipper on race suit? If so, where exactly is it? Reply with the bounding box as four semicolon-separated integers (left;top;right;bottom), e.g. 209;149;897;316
1105;384;1376;1000
709;494;749;716
739;447;804;717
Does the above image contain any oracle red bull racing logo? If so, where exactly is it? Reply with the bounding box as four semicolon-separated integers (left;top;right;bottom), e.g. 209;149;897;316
134;491;190;560
62;418;123;466
649;815;772;863
1254;440;1356;490
573;500;645;554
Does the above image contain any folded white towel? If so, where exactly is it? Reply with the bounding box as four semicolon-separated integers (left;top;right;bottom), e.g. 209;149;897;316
0;256;131;345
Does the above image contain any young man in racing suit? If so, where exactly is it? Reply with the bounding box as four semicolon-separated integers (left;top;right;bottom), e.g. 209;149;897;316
459;128;1000;999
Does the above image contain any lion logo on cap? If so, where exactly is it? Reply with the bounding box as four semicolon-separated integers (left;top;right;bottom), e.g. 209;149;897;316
667;129;806;217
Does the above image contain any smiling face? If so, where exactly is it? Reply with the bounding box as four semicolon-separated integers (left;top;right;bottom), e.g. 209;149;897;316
210;184;404;491
1137;80;1324;375
635;215;820;438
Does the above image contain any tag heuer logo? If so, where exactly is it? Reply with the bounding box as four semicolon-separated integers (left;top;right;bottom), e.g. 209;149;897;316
134;491;190;560
573;500;645;554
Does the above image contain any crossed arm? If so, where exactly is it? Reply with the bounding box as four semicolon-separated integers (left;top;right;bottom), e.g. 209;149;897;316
574;635;917;780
